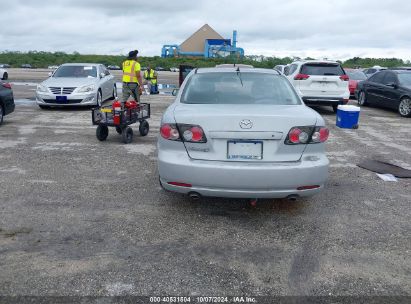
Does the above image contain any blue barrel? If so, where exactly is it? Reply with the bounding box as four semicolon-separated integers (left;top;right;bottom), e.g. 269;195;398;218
336;105;360;129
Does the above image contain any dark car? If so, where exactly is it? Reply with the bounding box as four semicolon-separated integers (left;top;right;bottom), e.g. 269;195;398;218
356;70;411;117
155;67;166;71
21;64;33;69
363;66;386;78
0;82;15;125
107;65;121;70
0;64;10;68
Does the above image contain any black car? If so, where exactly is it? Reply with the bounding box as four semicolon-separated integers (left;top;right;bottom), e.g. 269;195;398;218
0;82;15;125
107;65;121;70
21;64;33;69
356;70;411;117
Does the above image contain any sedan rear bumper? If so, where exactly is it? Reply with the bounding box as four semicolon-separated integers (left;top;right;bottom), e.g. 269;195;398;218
158;150;329;199
302;96;348;106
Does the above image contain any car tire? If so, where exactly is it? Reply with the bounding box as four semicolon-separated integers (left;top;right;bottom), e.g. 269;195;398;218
96;90;102;107
139;120;149;136
122;126;133;144
115;126;122;134
96;125;109;141
358;91;368;106
0;105;4;126
398;97;411;117
110;85;117;100
2;72;8;80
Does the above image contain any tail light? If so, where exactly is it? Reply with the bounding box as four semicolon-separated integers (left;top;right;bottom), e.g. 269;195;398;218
294;74;310;80
167;182;192;188
285;126;329;145
339;75;349;81
1;83;12;89
160;123;207;143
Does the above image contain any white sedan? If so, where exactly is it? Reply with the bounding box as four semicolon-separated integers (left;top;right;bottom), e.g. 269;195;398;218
0;68;8;80
36;63;116;108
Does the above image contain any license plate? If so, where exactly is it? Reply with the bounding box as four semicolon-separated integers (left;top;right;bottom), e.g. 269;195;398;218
227;141;263;160
56;96;67;102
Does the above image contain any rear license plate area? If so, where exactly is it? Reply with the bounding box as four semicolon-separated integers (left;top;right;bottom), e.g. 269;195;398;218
227;140;263;160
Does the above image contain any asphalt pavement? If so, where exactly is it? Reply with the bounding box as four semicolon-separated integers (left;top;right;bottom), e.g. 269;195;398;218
0;70;410;299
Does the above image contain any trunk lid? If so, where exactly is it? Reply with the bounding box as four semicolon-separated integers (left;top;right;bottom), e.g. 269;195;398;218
173;104;318;162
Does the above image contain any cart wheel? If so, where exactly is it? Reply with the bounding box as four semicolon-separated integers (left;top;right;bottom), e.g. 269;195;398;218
139;120;149;136
115;126;122;134
96;125;109;141
122;127;133;144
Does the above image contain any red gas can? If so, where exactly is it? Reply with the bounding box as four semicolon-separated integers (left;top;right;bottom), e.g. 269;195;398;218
112;99;122;125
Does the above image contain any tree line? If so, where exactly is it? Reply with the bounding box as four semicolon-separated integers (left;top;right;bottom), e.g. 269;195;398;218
0;51;409;69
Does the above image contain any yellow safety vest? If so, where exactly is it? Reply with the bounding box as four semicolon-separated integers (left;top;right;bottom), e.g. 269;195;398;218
144;69;157;84
122;60;141;83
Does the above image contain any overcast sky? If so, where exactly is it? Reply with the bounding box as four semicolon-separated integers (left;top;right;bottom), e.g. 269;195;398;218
1;0;411;60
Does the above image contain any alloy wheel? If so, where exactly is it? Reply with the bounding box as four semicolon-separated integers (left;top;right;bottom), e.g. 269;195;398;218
97;91;102;107
358;91;366;106
399;98;411;117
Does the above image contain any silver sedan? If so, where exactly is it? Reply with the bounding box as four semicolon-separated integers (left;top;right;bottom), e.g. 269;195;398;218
157;67;330;199
36;63;117;108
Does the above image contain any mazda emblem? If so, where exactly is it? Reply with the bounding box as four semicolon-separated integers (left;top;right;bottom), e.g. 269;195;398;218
239;119;253;129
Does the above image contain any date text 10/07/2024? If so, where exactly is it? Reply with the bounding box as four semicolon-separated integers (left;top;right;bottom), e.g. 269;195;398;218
149;296;257;303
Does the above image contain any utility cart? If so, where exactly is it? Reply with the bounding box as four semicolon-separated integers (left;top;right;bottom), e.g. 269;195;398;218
91;102;150;144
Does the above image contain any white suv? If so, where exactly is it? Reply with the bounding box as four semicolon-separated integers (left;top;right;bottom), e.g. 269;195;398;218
285;60;349;112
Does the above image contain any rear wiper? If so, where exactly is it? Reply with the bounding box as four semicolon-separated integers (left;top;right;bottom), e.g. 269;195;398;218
236;66;243;87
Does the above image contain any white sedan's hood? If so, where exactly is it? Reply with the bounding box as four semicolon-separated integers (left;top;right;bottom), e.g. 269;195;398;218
42;77;97;87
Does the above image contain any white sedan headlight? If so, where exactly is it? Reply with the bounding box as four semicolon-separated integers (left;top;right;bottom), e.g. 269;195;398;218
36;84;48;93
77;84;95;93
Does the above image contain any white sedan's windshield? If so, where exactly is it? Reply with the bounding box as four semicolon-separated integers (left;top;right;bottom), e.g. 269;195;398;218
53;66;97;78
181;72;301;105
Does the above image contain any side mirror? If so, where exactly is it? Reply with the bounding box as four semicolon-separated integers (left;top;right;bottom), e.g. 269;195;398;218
100;72;105;78
386;82;398;89
172;88;179;96
48;72;53;77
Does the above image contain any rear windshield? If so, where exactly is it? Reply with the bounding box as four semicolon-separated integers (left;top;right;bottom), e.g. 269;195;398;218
53;65;97;78
398;73;411;86
345;70;367;80
181;72;301;105
301;63;344;76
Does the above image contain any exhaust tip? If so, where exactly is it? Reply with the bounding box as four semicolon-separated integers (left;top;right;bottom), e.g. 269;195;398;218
286;194;299;201
188;192;201;200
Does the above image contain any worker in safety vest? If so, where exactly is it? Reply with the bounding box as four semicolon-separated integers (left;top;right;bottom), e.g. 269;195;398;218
144;65;159;94
122;50;143;102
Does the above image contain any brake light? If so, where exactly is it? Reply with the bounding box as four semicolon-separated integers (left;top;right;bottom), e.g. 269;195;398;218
160;124;180;140
167;182;192;188
340;75;349;81
285;126;329;144
1;83;11;89
297;185;320;190
160;123;207;143
294;73;310;80
311;127;329;143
